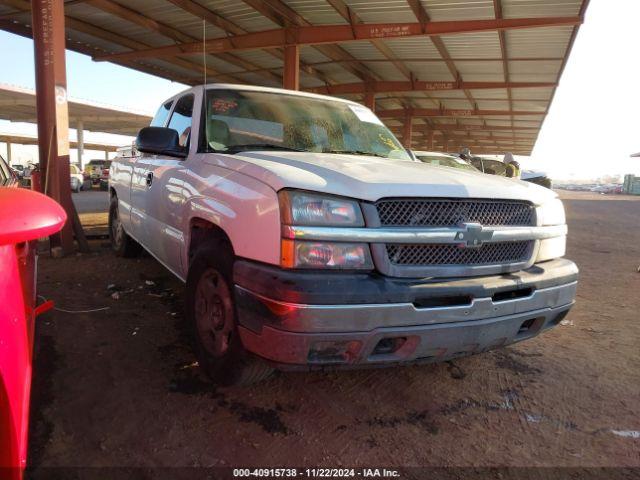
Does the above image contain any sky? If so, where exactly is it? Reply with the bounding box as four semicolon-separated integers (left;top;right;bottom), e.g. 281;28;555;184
0;0;638;179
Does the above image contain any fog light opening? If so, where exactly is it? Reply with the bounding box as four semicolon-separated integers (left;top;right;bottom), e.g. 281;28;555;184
373;337;407;355
308;340;362;364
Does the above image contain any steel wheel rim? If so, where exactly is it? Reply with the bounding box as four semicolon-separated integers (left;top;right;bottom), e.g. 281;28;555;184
194;268;234;357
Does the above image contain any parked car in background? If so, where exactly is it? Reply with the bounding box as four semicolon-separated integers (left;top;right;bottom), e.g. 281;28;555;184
1;155;16;186
467;155;553;189
84;159;111;190
69;164;86;193
0;152;67;477
522;170;552;189
10;165;24;180
109;84;577;386
413;151;480;172
468;156;510;176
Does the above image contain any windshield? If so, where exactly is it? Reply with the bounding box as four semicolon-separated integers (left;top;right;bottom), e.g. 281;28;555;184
416;154;479;172
202;89;410;161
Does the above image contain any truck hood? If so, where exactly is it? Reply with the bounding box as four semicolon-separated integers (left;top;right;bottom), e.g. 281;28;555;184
217;151;557;205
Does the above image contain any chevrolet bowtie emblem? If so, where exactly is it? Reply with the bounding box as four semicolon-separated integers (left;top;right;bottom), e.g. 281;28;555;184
456;223;494;247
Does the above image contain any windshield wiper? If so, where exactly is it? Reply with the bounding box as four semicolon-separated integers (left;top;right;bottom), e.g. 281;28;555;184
322;149;387;158
224;144;304;154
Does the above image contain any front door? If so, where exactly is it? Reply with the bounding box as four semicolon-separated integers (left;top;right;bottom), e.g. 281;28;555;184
137;94;194;277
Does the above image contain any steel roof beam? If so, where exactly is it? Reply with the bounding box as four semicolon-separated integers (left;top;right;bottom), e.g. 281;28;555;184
378;108;544;119
84;0;282;84
404;0;476;113
0;0;238;84
493;0;514;133
391;124;538;132
164;0;333;85
241;0;377;83
307;81;556;95
325;0;414;82
94;17;582;62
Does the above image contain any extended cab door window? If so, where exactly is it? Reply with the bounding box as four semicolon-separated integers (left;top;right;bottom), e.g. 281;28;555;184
167;94;194;150
150;100;173;127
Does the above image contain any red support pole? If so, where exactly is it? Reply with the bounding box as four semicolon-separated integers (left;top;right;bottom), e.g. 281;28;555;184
31;0;75;255
283;44;300;90
401;112;413;149
364;91;375;112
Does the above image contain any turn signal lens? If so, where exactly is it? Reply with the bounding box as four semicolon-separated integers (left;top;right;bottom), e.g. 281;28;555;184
281;239;373;270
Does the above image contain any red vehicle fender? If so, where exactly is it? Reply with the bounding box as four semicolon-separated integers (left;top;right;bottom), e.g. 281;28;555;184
0;188;66;478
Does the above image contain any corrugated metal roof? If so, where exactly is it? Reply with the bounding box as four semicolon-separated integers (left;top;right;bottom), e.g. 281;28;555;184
0;0;589;154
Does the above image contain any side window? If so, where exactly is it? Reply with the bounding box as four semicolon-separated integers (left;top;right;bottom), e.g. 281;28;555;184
167;95;194;148
150;101;173;127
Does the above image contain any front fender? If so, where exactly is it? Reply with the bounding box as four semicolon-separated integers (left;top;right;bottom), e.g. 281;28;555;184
181;168;281;276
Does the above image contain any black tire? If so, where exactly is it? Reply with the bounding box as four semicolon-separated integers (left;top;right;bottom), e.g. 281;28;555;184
109;196;142;257
186;239;273;386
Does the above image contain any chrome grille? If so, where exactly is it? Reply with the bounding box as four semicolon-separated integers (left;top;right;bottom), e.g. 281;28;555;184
375;199;535;227
386;241;534;266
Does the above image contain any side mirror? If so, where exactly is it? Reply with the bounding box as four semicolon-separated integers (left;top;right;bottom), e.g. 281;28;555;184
136;127;187;158
0;188;66;246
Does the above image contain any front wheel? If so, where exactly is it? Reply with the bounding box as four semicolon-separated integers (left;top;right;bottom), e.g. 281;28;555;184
109;196;142;257
186;240;273;386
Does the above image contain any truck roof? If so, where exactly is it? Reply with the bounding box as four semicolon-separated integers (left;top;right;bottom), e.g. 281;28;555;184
164;83;365;109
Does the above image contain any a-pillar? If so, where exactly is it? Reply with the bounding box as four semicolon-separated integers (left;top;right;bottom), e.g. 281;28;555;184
104;151;109;161
401;111;413;149
283;45;300;90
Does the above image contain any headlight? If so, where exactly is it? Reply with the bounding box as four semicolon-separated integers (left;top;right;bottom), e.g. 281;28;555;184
279;190;364;226
537;198;566;226
281;240;373;270
535;198;567;262
279;190;371;269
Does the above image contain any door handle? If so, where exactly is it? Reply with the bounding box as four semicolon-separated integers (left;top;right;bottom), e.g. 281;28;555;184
146;172;153;187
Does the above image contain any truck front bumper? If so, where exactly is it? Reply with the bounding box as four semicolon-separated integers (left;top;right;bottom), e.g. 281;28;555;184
233;258;578;369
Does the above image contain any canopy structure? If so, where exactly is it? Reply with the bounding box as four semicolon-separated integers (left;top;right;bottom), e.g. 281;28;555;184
0;131;120;165
0;0;589;155
0;82;150;167
0;83;152;136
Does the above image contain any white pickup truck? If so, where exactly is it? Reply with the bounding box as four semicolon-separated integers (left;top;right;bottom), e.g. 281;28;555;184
109;84;577;385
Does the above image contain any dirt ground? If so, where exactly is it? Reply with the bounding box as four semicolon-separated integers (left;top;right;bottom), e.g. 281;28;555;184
28;191;640;476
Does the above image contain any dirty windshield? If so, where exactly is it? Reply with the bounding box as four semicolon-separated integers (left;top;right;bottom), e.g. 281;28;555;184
202;89;410;160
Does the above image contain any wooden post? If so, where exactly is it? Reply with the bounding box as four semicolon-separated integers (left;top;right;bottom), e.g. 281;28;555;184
428;130;435;150
32;0;87;254
283;44;300;90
